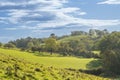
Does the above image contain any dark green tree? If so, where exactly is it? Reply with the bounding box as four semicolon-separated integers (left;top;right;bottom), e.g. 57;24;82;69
59;42;72;56
99;32;120;74
0;42;2;47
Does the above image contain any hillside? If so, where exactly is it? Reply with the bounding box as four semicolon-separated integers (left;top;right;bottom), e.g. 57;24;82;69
0;48;94;69
0;48;110;80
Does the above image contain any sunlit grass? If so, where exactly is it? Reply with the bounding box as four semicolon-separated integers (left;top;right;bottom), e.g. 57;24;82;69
0;48;94;69
0;48;110;80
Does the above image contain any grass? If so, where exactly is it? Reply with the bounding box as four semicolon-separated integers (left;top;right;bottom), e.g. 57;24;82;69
0;48;94;69
0;48;110;80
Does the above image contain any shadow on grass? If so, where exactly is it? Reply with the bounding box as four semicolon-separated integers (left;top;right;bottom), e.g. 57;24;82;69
86;59;103;70
78;60;104;76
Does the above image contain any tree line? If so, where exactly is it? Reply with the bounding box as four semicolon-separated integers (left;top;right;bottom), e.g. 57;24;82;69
0;29;109;58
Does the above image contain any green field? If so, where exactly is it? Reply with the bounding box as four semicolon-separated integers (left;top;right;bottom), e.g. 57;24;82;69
0;48;94;69
0;48;111;80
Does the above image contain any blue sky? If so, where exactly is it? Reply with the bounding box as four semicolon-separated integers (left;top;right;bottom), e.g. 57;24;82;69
0;0;120;42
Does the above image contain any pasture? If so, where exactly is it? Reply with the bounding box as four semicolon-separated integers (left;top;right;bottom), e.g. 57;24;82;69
0;48;110;80
0;48;94;69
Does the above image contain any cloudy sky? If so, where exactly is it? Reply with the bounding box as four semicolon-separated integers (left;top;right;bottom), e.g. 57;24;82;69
0;0;120;42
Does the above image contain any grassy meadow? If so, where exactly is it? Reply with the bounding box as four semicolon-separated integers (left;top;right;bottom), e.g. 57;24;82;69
0;48;110;80
0;48;94;69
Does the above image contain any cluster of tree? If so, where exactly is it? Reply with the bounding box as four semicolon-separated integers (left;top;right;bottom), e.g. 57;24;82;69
71;29;109;37
99;32;120;75
1;29;110;58
58;39;97;57
10;37;43;49
0;42;16;49
71;31;87;36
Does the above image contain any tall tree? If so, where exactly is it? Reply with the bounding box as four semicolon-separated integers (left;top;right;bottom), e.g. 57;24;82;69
45;38;57;55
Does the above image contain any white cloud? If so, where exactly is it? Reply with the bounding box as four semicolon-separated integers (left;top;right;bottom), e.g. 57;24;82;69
7;10;29;23
0;0;120;32
78;12;87;15
8;10;29;17
5;28;18;30
10;17;120;31
32;30;53;33
0;2;16;6
98;0;120;4
58;7;80;13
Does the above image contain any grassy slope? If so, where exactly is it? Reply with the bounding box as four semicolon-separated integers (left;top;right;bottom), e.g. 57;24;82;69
0;48;93;69
0;48;110;80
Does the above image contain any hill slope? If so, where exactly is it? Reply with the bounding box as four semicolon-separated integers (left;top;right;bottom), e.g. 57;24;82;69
0;48;110;80
0;48;94;69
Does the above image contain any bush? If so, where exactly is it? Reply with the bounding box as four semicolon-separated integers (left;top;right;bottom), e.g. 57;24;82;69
79;68;104;76
4;43;16;49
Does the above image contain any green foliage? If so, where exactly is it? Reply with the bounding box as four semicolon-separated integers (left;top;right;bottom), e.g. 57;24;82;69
27;41;34;49
71;31;87;36
4;43;16;48
45;38;57;55
9;37;42;49
58;42;72;56
5;29;110;58
99;32;120;74
0;42;2;47
0;49;110;80
86;60;103;70
89;29;109;37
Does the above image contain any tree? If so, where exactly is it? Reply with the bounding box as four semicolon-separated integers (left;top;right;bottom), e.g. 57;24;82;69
0;42;2;47
99;32;120;74
59;42;72;56
50;33;56;38
45;38;57;55
27;41;34;49
4;43;16;48
31;47;38;53
89;29;97;37
71;31;87;36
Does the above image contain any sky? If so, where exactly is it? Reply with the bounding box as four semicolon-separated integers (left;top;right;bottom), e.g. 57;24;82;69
0;0;120;42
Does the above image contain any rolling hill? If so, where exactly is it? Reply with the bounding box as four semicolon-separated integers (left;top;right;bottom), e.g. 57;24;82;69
0;48;110;80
